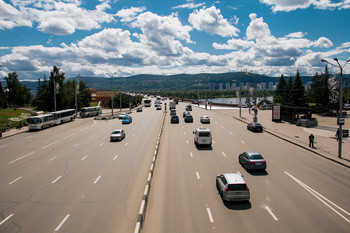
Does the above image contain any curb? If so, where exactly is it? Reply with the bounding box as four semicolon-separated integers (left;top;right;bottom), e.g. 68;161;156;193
134;110;166;233
233;116;350;169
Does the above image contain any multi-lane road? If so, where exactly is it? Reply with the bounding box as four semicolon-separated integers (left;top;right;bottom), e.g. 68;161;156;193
1;99;350;233
0;104;164;233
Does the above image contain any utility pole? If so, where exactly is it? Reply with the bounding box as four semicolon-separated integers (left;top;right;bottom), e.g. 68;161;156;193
106;72;117;116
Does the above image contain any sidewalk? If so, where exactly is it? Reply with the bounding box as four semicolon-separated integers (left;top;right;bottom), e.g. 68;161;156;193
232;108;350;168
0;126;29;139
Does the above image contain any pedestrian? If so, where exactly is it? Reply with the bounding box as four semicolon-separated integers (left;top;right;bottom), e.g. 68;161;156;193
335;129;339;141
309;134;315;148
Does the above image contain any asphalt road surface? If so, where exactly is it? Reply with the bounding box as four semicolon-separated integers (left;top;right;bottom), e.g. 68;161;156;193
1;99;349;233
0;105;164;233
143;101;350;233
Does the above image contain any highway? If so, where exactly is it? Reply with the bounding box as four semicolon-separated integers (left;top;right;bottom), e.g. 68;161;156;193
0;105;164;233
1;99;350;233
143;101;350;233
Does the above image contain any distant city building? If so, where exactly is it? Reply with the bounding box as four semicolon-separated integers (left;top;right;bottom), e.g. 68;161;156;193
231;83;237;90
219;83;223;90
226;83;231;90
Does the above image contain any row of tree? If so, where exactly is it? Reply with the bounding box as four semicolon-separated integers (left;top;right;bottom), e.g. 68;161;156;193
32;66;92;111
0;66;92;112
273;66;339;120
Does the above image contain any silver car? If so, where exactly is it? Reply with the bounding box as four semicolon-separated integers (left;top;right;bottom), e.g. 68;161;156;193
239;151;266;171
200;115;210;123
216;173;250;202
110;129;125;141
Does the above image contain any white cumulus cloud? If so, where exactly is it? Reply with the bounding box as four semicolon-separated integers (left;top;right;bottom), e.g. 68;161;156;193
189;6;240;37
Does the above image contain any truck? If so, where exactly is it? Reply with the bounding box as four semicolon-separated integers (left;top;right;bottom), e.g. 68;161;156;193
144;99;151;107
169;101;176;110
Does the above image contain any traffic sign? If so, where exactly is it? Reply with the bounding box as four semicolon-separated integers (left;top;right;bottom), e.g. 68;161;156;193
337;116;345;125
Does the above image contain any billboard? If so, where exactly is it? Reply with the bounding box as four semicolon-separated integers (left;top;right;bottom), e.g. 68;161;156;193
272;105;281;122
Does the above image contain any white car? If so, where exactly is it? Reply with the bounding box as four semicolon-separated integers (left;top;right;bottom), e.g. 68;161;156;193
110;129;125;141
200;115;210;124
118;113;127;119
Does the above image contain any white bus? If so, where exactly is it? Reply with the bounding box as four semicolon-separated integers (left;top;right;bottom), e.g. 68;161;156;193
51;109;76;125
79;106;102;118
27;114;55;130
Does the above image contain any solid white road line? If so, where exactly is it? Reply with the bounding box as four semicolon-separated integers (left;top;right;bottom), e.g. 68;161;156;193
9;151;36;164
241;140;245;144
0;214;14;226
285;171;350;223
94;175;101;184
52;176;62;184
9;176;22;185
207;208;214;223
81;155;88;160
55;214;70;232
49;156;57;161
265;206;279;221
113;155;119;160
221;152;227;157
196;171;200;180
42;141;59;149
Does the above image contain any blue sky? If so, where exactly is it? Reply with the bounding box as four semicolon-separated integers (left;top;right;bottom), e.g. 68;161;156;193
0;0;349;81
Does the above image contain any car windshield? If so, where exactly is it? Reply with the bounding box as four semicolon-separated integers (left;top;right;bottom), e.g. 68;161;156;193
228;184;248;191
250;154;263;160
112;131;121;134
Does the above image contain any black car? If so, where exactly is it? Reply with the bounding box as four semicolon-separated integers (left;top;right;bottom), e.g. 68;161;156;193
184;114;193;123
171;115;179;123
247;122;263;132
136;107;142;112
239;151;266;171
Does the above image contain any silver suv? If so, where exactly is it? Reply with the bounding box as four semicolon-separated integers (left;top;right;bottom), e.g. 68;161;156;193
216;173;250;202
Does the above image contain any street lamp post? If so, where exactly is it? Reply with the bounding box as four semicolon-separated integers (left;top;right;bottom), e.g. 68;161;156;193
246;71;264;123
74;74;81;118
233;80;242;118
321;57;350;159
106;72;117;116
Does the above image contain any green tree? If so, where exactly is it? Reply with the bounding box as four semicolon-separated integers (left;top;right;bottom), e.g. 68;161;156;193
274;74;287;104
4;72;32;107
33;68;92;111
0;79;8;108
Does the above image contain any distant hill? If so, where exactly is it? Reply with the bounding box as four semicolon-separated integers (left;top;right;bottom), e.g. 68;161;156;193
5;72;349;93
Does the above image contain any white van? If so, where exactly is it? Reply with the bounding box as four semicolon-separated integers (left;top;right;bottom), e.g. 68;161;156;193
193;128;212;147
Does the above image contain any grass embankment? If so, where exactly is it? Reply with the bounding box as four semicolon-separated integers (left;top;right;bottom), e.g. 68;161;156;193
0;108;33;131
